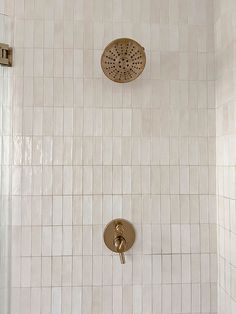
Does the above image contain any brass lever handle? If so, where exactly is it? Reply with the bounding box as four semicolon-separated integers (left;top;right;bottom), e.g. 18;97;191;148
119;252;125;264
103;219;135;265
114;236;126;264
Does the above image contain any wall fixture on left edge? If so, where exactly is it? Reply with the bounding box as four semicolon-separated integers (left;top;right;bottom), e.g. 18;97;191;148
0;43;12;66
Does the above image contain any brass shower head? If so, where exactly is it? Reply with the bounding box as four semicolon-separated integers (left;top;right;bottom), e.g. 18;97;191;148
101;38;146;83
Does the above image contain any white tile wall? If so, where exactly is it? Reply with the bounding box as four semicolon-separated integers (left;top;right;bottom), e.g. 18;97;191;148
0;1;13;313
215;0;236;313
0;0;219;313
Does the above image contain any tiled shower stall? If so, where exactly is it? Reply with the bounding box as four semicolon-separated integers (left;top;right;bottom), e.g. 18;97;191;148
0;0;235;313
0;1;12;313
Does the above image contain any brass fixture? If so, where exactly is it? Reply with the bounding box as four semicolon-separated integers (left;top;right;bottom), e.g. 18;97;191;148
103;219;135;264
0;43;12;66
101;38;146;83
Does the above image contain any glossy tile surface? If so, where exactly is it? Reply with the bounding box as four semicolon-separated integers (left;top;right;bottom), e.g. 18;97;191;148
0;2;12;313
0;0;220;313
215;0;236;313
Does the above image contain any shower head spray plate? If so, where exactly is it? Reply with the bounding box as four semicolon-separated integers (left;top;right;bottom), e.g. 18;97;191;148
101;38;146;83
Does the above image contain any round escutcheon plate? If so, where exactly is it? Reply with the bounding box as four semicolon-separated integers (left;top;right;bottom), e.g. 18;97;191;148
103;218;135;253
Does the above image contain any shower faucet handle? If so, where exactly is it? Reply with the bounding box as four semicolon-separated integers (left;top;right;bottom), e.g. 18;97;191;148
114;235;126;264
119;252;126;264
103;219;135;265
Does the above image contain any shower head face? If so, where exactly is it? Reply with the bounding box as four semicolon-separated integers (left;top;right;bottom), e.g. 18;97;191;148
101;38;146;83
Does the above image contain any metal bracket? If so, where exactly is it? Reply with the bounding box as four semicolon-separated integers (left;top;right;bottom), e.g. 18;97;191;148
0;43;12;67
